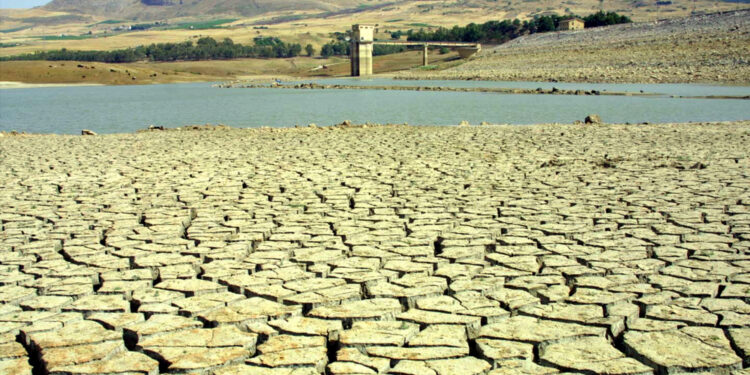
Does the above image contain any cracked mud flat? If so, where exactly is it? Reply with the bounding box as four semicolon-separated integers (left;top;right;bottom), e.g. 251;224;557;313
1;122;749;375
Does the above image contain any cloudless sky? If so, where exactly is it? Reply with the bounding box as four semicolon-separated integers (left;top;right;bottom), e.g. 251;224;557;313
0;0;51;9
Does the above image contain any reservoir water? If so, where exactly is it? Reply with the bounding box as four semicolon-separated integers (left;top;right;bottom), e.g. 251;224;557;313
1;79;748;134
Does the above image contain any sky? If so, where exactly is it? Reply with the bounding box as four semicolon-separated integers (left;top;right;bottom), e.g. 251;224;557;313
0;0;51;9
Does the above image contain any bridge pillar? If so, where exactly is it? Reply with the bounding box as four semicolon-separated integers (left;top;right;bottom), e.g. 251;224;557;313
422;44;428;66
351;24;374;76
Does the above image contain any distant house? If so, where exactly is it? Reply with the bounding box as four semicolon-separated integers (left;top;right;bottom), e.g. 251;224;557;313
559;18;585;31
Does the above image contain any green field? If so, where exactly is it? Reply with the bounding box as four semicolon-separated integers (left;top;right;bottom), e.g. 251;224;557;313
97;20;126;25
0;26;30;33
39;34;95;41
170;18;238;30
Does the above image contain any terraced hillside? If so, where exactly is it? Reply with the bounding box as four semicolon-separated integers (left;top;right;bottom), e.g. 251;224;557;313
1;121;749;374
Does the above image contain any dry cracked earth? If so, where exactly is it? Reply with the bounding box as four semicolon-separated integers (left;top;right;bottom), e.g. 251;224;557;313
1;122;749;375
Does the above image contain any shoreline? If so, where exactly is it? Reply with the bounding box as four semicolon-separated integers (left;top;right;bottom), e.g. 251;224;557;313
2;72;750;88
3;120;749;138
216;81;750;100
3;76;749;94
0;81;105;89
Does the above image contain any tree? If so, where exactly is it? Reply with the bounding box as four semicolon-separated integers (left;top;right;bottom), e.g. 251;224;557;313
537;16;556;32
321;43;334;58
305;44;315;57
197;37;218;47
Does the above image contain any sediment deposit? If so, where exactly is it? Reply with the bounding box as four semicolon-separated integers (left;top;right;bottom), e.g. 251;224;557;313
1;122;749;374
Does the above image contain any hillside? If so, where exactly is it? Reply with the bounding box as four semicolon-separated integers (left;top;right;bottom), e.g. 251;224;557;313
42;0;390;20
397;9;750;84
29;0;750;22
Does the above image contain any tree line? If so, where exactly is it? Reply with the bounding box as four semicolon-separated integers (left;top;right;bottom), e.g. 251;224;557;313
405;11;632;43
319;41;407;58
0;36;306;63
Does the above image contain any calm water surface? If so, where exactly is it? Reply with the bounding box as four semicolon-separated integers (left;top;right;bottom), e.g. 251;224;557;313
0;80;748;134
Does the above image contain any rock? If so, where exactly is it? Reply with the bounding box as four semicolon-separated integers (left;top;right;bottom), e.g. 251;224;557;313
427;357;491;375
585;114;602;124
409;325;467;348
214;364;318;374
123;314;202;345
540;336;652;374
397;309;482;338
28;320;120;350
41;341;124;369
308;298;402;323
46;351;158;375
268;316;342;339
478;316;606;343
0;342;27;360
248;347;328;373
81;129;97;136
459;121;470;126
199;297;302;325
476;338;534;365
257;335;325;354
327;361;376;374
336;348;390;373
136;325;257;350
728;328;750;367
142;346;251;373
623;329;742;373
390;360;436;375
154;278;225;296
0;358;33;375
366;346;468;360
340;321;419;347
86;313;144;331
487;360;559;374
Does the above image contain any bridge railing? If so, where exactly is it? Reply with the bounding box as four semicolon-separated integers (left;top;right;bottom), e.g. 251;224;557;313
373;41;481;48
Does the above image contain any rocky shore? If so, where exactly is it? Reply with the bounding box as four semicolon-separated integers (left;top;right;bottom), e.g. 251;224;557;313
216;81;750;100
1;121;749;375
216;81;650;97
397;10;750;84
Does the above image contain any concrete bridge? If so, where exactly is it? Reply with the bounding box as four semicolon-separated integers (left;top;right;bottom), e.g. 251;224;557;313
350;24;481;76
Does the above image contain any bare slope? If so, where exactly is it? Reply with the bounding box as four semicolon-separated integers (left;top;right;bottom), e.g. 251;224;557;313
398;9;750;84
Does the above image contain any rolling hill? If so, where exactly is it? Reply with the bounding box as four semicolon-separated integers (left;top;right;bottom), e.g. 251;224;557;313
42;0;392;20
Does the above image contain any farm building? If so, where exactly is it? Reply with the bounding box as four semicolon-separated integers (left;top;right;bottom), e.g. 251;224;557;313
559;18;585;31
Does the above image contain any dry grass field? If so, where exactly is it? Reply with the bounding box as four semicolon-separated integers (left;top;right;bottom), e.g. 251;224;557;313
0;50;459;84
2;0;748;58
0;58;329;85
1;0;748;85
